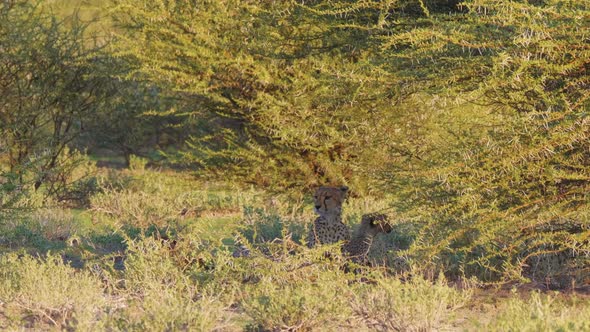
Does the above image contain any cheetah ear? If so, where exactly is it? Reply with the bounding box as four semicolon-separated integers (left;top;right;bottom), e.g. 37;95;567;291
340;186;349;199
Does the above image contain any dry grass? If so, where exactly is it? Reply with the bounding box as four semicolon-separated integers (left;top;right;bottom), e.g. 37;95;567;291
1;169;588;331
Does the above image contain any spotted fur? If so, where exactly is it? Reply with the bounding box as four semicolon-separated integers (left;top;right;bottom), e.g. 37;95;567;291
307;186;350;248
342;213;392;264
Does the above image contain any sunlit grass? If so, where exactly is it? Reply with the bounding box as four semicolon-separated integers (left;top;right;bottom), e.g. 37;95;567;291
1;168;588;330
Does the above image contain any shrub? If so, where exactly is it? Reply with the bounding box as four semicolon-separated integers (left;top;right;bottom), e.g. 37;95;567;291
240;206;306;246
32;208;77;241
0;1;114;196
50;148;100;207
350;273;472;331
0;206;78;251
0;253;107;330
90;169;261;229
91;188;180;229
128;154;149;171
477;291;590;332
242;273;357;331
109;235;236;331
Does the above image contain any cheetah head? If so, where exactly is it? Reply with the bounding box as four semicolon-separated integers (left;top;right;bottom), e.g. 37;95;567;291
361;213;393;236
313;186;349;218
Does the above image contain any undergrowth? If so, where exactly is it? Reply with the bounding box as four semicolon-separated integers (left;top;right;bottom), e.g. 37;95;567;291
0;169;588;331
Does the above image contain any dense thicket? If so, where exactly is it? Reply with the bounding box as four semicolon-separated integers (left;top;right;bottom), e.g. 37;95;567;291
1;0;587;283
0;2;105;187
110;0;407;191
0;1;114;209
377;0;590;282
111;0;589;282
0;1;181;206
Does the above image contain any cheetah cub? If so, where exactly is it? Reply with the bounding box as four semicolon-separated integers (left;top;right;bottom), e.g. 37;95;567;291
307;186;351;248
342;213;392;264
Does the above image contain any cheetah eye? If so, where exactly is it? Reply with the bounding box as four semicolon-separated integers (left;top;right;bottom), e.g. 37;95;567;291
325;196;332;200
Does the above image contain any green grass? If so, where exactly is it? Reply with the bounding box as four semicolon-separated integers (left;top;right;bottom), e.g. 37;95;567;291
48;0;109;22
0;168;588;331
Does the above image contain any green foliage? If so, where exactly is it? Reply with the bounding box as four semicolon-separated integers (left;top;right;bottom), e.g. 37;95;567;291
114;236;234;331
477;291;590;332
0;170;33;215
128;154;149;171
374;0;590;283
90;169;262;229
41;147;100;205
110;0;406;191
0;1;180;203
351;273;472;331
240;206;306;245
0;253;107;330
0;169;589;330
242;272;355;331
80;73;187;168
2;1;590;330
0;1;110;192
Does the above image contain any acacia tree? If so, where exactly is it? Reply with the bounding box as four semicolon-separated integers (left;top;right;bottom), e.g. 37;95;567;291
0;1;114;196
111;0;588;283
78;70;185;168
373;0;590;283
111;0;417;192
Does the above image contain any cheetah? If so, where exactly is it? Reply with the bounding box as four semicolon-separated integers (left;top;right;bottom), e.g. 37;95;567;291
306;186;351;248
342;213;392;264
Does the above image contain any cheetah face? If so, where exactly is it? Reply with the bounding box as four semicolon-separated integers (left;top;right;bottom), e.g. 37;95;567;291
362;213;393;234
313;186;348;217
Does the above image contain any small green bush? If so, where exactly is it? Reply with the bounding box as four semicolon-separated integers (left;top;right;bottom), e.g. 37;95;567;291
350;273;472;332
0;253;107;330
478;291;590;332
90;169;262;229
240;206;306;245
32;208;77;241
111;236;236;331
0;207;79;251
128;154;149;171
242;272;357;331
